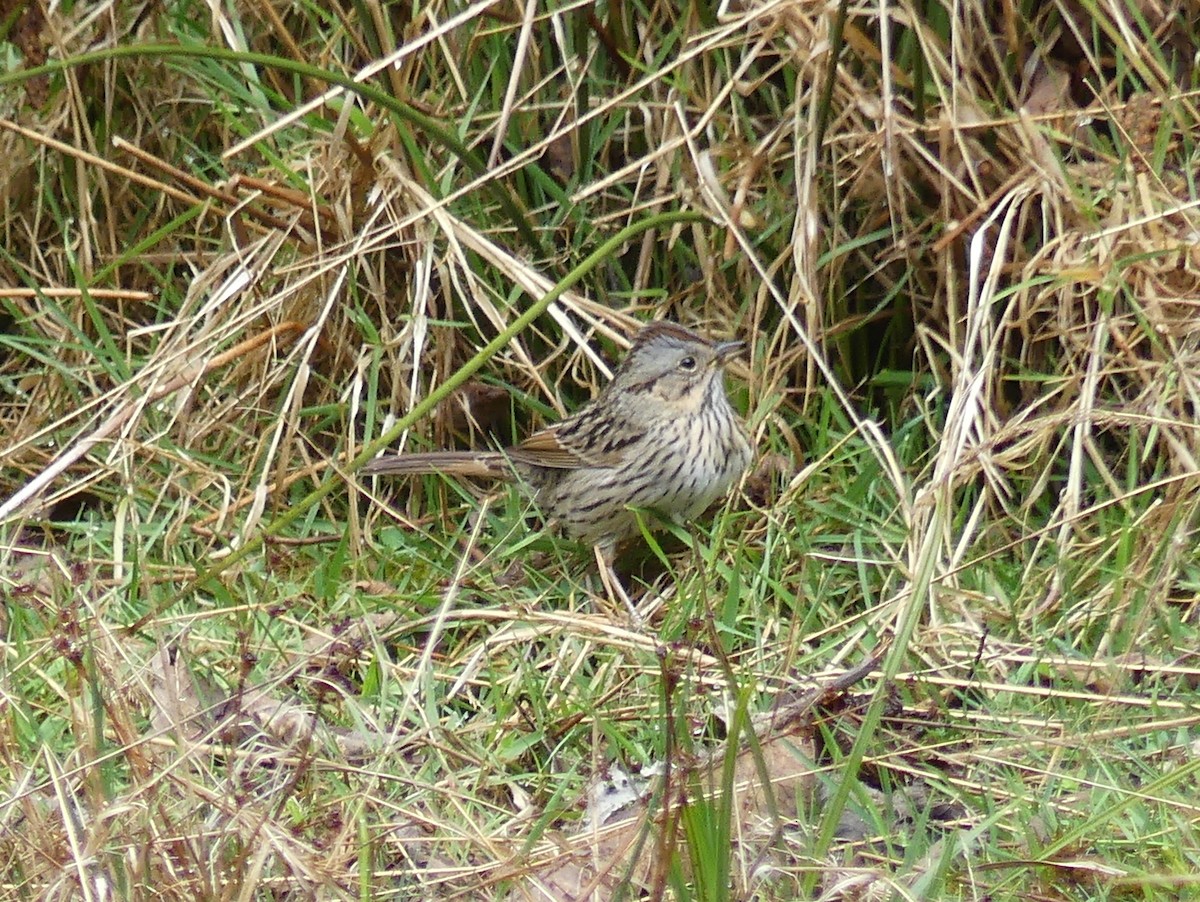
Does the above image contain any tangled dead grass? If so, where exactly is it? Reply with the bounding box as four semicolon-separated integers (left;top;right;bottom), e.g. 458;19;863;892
2;0;1199;897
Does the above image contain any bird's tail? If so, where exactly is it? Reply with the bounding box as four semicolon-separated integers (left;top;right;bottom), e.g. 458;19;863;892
361;450;510;481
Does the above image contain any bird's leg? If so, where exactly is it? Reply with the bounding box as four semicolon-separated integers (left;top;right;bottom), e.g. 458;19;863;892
594;544;642;627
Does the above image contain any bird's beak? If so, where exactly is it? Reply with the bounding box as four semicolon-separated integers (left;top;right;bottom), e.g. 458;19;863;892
714;340;745;363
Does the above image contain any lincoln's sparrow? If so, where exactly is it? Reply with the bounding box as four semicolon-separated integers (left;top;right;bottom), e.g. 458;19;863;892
364;321;753;615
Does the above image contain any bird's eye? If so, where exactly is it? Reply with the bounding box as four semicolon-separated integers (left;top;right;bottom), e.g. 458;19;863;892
680;356;697;371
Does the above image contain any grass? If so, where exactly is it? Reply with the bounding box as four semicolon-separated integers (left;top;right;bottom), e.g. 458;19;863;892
2;0;1200;898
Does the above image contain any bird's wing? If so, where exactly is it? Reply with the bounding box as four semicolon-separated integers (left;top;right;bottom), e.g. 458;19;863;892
507;428;589;469
507;425;624;470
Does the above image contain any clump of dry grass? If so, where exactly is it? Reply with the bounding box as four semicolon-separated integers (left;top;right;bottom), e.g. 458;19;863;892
2;0;1200;897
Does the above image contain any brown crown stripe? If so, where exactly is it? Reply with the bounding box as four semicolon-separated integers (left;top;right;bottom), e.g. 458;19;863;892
632;321;713;348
